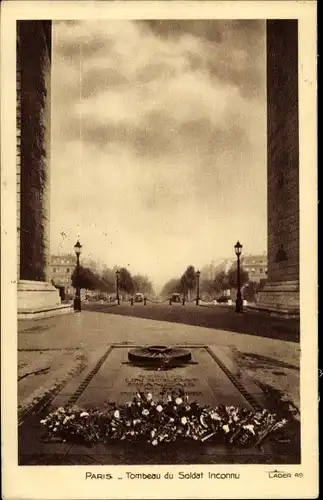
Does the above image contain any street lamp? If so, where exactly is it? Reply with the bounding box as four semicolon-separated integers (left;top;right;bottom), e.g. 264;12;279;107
234;241;243;313
73;240;82;312
116;270;120;305
196;270;201;305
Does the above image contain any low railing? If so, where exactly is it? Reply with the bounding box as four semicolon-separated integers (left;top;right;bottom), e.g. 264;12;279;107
91;296;248;308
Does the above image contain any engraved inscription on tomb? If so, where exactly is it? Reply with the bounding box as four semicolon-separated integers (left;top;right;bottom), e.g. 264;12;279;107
124;374;199;392
120;391;203;396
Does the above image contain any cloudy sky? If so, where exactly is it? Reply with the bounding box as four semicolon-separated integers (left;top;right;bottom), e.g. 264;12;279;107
50;20;267;288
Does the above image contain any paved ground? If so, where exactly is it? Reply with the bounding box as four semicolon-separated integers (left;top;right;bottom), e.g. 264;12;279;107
83;301;300;342
18;305;300;412
17;305;300;464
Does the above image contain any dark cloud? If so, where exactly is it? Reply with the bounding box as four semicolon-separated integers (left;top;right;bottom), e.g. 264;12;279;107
142;20;223;43
62;117;176;156
60;103;251;167
141;20;265;100
206;57;264;100
53;19;264;100
142;19;263;47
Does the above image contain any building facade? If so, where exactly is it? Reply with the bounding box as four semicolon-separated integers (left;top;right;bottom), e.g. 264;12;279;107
201;259;235;281
201;262;217;282
258;20;300;314
213;259;235;276
242;254;268;283
50;254;76;295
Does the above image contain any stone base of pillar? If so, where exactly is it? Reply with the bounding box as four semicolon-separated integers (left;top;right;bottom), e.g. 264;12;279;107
18;280;73;319
255;280;300;317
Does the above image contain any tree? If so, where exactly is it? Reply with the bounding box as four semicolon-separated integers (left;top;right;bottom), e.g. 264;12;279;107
180;265;197;300
99;277;115;294
227;264;249;289
211;270;229;293
242;281;258;301
199;271;230;298
198;278;213;298
71;266;101;290
132;274;154;296
86;258;103;276
160;278;182;298
242;279;267;302
118;267;134;294
101;267;116;293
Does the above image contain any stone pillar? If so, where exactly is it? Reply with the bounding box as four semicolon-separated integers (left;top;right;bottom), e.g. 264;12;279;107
258;20;299;315
17;21;70;318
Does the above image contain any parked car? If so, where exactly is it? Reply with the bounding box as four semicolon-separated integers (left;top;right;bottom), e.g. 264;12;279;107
134;292;144;303
171;293;181;303
217;296;229;303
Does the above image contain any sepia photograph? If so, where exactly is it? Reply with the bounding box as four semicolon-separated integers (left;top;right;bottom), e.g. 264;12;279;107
1;2;318;499
16;17;302;466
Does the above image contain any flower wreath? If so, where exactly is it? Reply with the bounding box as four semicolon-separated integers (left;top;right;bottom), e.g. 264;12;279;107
41;391;288;447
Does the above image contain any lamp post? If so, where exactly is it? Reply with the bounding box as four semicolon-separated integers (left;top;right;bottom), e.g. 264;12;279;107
73;240;82;312
116;270;120;305
196;270;200;305
234;241;243;313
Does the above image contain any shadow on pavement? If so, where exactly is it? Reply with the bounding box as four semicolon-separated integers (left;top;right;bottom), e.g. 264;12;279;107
83;303;300;343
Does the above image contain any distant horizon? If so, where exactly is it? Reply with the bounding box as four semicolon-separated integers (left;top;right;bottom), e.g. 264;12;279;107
49;250;267;290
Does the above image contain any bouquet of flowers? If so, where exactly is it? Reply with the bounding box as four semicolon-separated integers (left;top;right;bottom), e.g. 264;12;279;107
40;390;288;447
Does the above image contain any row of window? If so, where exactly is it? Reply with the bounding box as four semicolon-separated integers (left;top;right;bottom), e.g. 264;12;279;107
54;277;71;284
51;258;75;265
244;260;267;265
52;267;71;273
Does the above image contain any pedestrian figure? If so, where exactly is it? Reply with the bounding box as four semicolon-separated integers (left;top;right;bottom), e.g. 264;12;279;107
130;298;134;306
144;297;147;306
